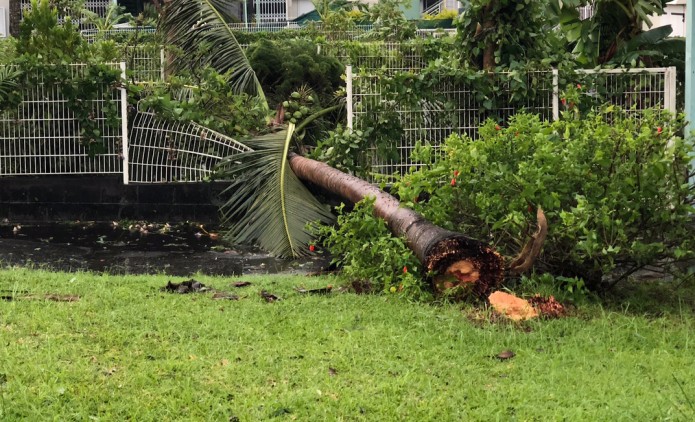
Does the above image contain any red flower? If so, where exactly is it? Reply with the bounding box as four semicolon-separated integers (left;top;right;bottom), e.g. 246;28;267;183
403;266;408;274
450;178;456;187
657;126;663;134
453;170;459;177
309;244;315;252
495;124;501;131
561;98;566;105
576;84;582;89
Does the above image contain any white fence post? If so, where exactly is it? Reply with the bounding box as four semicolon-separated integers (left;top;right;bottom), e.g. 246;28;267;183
664;66;677;114
552;68;559;121
120;61;130;185
160;47;165;81
346;65;353;131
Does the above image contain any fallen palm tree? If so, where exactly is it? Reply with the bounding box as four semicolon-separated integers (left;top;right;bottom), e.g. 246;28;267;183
287;152;546;296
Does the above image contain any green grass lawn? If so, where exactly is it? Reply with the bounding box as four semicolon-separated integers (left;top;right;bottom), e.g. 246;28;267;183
1;267;694;421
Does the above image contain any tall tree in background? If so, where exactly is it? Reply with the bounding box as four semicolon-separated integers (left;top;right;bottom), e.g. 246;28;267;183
456;0;559;70
550;0;675;66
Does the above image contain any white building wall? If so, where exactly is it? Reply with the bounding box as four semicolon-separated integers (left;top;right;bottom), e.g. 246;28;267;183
648;2;687;37
0;0;9;37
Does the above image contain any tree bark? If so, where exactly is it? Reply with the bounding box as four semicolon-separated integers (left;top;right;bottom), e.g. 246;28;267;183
288;153;505;296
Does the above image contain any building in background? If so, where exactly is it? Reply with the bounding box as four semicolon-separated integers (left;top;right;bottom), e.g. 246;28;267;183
1;0;10;37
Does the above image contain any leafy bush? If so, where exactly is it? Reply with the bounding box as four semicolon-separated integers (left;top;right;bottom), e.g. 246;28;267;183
133;67;269;138
313;197;428;299
394;108;694;289
311;126;371;178
246;39;344;107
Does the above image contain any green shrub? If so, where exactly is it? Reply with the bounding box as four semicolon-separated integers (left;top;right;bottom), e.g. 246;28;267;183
313;197;428;300
394;108;694;289
133;66;269;138
246;39;344;107
311;125;371;178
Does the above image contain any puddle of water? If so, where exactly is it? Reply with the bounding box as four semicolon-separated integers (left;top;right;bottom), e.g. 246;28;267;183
0;222;328;277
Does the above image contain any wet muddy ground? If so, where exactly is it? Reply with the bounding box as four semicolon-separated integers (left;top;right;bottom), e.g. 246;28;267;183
0;222;329;276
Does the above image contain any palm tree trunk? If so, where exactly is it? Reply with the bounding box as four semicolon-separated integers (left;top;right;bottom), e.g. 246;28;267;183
288;153;505;296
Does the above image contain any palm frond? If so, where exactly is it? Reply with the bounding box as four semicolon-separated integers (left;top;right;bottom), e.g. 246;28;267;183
159;0;267;106
0;65;22;105
216;126;335;258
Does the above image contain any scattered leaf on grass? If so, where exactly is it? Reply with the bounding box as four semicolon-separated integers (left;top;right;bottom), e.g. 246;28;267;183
161;279;208;294
220;359;230;367
328;367;337;376
295;285;333;295
212;292;239;301
2;294;80;302
232;281;252;288
495;350;516;361
260;291;280;303
269;407;292;417
44;294;80;302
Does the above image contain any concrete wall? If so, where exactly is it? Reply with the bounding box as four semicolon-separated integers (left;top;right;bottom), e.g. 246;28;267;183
0;176;226;223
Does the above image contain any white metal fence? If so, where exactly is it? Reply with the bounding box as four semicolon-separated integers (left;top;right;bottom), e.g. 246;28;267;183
127;111;251;184
0;59;678;185
122;44;165;83
0;63;127;177
346;65;678;180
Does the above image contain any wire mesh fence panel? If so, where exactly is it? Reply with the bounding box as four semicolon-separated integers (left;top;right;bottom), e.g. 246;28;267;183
322;42;427;72
571;68;676;114
127;111;252;183
0;64;124;176
351;70;555;181
81;27;158;43
122;44;163;83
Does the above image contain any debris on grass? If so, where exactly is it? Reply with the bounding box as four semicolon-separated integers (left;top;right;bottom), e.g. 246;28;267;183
528;294;566;319
295;285;333;295
494;350;516;361
211;292;240;301
232;281;252;288
260;290;281;302
161;279;209;294
1;293;80;302
488;291;539;321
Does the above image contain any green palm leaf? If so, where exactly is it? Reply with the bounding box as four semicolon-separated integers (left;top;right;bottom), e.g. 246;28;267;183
159;0;267;106
216;125;335;258
0;65;22;105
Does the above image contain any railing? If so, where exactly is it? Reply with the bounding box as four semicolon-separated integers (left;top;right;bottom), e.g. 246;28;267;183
423;1;445;16
346;65;678;181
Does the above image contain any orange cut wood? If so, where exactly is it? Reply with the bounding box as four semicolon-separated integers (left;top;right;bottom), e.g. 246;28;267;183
488;291;539;321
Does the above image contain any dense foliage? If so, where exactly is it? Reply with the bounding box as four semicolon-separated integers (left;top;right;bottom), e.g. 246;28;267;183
133;68;269;138
393;107;694;288
455;0;563;69
246;39;344;107
312;197;426;298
